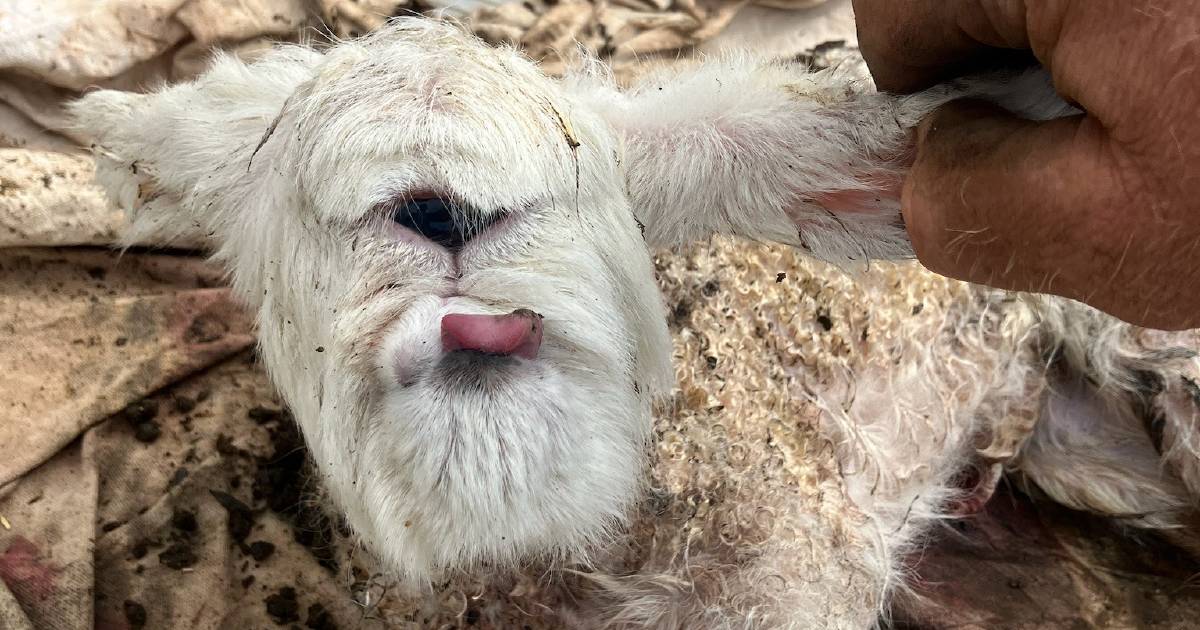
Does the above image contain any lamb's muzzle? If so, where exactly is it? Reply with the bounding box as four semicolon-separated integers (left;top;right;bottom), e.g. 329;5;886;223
441;309;544;359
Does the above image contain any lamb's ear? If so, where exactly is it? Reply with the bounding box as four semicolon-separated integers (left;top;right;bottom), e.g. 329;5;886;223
582;58;1079;268
67;47;325;249
576;54;921;266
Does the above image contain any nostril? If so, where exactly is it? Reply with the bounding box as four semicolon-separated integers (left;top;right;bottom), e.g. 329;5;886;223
390;197;504;250
441;309;543;360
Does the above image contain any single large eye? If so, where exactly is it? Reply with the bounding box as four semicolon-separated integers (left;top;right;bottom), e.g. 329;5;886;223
389;197;506;250
392;197;465;249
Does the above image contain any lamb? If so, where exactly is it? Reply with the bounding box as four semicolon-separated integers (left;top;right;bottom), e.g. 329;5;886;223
69;17;1200;628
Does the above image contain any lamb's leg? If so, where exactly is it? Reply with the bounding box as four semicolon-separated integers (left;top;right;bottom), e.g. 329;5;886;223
1018;369;1193;525
1014;298;1200;555
1154;371;1200;501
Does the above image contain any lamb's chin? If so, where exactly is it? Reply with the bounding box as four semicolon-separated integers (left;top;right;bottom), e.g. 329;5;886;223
356;355;648;577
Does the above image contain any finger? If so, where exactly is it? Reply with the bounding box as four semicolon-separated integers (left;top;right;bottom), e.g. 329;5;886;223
903;99;1200;330
851;0;1039;94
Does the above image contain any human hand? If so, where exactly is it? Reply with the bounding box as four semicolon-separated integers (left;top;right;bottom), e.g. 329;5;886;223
852;0;1200;330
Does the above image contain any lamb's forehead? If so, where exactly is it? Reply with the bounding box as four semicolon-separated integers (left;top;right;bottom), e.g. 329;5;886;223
285;19;617;215
303;20;565;124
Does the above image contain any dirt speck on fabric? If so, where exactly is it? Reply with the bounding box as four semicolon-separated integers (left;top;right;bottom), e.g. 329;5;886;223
123;599;147;628
185;314;228;344
157;542;197;570
173;395;197;413
265;586;300;624
215;434;247;457
130;538;151;560
248;406;286;425
167;467;189;488
248;540;275;561
122;399;158;423
170;509;197;533
209;489;255;544
132;421;161;443
306;602;338;630
122;400;161;443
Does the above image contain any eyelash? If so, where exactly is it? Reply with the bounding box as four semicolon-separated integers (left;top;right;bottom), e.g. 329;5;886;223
381;195;507;250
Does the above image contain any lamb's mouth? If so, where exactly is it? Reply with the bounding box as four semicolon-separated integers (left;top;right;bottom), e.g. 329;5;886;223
386;305;547;389
392;308;547;390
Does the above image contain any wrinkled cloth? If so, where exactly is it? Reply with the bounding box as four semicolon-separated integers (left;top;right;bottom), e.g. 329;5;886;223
4;235;1199;629
1;150;122;248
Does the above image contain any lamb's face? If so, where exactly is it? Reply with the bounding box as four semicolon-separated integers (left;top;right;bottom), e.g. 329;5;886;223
74;21;672;579
240;25;672;577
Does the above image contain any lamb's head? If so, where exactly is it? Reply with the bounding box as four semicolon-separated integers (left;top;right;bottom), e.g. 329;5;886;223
72;19;673;580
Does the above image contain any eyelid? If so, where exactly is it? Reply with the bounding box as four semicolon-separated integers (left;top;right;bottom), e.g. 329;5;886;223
371;188;467;213
366;184;547;231
382;193;514;251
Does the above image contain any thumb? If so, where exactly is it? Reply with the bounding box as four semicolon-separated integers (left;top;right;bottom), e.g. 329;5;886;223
902;100;1193;330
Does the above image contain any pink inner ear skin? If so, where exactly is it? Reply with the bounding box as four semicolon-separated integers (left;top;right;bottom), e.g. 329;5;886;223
800;171;904;217
802;145;915;217
808;187;899;215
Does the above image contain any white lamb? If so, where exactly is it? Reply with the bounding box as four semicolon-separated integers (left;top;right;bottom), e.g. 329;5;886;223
69;18;1200;628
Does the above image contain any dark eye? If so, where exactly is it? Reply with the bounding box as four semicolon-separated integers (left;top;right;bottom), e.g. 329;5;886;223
389;197;505;250
392;197;466;249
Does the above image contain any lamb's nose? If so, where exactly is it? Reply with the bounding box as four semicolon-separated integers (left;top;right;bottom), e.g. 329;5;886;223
390;197;503;250
441;309;543;360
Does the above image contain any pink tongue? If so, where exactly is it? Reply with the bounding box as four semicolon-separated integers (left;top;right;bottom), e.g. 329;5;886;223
441;309;543;360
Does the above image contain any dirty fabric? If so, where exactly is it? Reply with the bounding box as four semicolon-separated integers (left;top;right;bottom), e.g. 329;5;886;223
4;242;1199;629
2;1;1199;629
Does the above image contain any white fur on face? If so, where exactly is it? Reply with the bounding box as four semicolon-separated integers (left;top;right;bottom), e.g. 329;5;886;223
72;19;673;581
256;28;676;576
